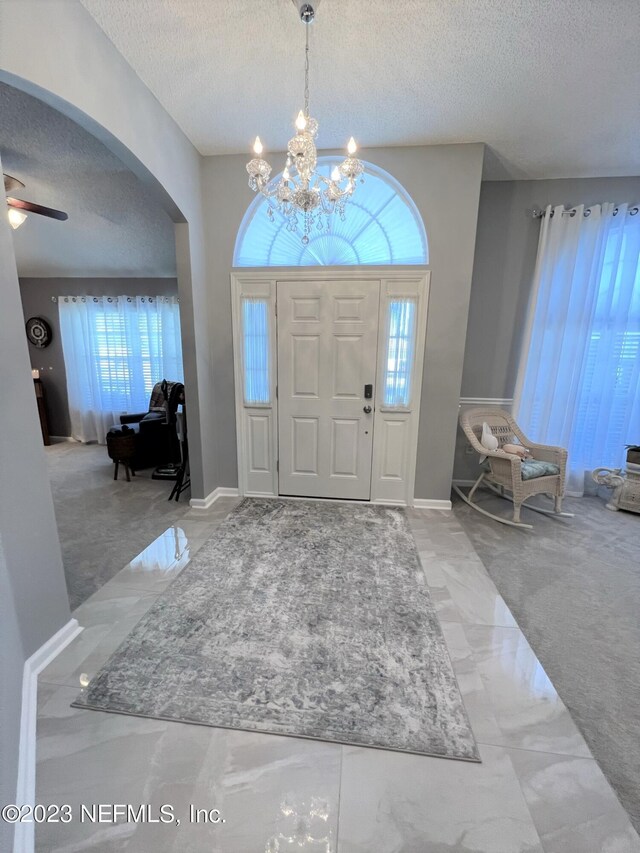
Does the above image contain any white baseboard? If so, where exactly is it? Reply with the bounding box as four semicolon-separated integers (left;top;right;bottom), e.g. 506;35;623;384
459;397;514;408
189;486;240;510
14;619;82;853
413;498;452;510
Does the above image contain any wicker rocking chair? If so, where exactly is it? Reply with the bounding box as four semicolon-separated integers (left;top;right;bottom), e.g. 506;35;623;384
454;407;573;530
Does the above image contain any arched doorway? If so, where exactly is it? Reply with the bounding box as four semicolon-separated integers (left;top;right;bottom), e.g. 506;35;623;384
231;161;430;505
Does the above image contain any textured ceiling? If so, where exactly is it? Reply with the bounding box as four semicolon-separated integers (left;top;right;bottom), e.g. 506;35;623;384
80;0;640;179
0;83;176;278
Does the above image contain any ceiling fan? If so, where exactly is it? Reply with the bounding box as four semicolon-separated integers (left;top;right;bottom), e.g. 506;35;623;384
4;173;68;230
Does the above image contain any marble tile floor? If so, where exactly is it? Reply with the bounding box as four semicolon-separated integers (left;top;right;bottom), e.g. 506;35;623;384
452;491;640;836
35;500;640;852
46;442;195;609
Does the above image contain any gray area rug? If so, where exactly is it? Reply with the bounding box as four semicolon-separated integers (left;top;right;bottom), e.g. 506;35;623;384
73;498;479;760
46;443;190;609
453;491;640;832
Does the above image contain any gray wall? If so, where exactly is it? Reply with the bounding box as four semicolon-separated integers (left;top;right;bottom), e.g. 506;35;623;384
1;0;220;503
0;3;216;822
202;143;485;501
454;175;640;481
0;156;71;853
19;278;179;437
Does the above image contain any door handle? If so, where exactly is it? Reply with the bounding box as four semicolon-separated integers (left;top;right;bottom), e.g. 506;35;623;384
363;405;372;414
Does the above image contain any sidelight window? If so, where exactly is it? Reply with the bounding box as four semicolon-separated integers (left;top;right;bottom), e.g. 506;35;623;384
383;299;417;408
242;298;270;405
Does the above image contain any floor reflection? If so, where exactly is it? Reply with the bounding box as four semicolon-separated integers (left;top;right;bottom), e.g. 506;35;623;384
265;795;332;852
128;525;190;575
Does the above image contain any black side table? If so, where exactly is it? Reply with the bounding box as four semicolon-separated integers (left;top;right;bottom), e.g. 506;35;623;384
106;433;137;482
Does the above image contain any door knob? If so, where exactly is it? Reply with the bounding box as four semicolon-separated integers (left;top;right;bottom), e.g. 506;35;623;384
363;405;372;414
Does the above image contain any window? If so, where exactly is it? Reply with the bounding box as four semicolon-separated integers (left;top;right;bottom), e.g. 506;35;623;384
58;295;183;443
516;202;640;492
573;225;640;467
383;299;417;407
242;298;270;404
234;158;428;267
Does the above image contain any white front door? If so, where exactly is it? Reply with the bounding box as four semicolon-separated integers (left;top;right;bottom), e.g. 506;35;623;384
277;279;380;499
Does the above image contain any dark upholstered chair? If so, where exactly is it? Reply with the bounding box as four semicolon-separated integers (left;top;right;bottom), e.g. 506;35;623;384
111;380;184;470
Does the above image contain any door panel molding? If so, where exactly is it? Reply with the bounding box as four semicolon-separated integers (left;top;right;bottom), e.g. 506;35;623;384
330;418;360;478
291;335;320;398
292;417;320;475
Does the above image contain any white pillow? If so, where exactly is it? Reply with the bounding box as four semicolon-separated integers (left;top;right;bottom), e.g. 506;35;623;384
479;422;498;462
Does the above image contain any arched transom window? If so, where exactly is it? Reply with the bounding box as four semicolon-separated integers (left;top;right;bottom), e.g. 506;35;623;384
234;158;428;267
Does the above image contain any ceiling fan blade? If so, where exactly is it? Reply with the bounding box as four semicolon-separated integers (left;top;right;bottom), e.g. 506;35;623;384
7;197;68;221
3;173;25;193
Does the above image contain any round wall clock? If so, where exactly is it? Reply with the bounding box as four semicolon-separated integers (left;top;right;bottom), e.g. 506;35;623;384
26;316;52;348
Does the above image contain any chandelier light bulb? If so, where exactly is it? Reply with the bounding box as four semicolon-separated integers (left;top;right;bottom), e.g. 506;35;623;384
253;136;264;155
7;207;27;229
295;110;307;131
331;165;341;182
283;167;291;181
347;137;357;156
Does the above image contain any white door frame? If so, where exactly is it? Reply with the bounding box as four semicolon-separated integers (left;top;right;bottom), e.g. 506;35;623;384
231;268;430;506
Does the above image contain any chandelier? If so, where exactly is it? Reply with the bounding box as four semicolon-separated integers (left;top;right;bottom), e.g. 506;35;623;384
246;1;364;244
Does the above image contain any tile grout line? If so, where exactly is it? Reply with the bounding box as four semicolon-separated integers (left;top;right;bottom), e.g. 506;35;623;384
494;743;596;760
437;619;525;630
335;745;345;851
79;582;175;598
37;679;79;692
73;588;163;609
475;740;595;761
500;745;550;853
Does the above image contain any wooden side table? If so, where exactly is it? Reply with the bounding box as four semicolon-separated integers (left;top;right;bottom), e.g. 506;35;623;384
106;433;137;482
33;378;50;446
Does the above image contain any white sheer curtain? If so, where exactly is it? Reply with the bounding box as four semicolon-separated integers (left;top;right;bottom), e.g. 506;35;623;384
59;295;183;444
514;203;640;495
384;299;417;407
242;298;270;405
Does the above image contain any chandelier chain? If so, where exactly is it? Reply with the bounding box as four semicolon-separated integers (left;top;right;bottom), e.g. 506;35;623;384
304;22;310;117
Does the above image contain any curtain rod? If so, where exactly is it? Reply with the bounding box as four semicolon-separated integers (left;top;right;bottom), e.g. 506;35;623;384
531;204;639;219
50;295;180;303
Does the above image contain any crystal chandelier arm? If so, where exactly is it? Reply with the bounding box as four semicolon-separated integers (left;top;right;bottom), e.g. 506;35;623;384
260;175;285;198
315;173;356;197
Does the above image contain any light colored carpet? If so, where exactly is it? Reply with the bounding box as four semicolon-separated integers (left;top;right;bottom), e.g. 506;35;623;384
46;442;190;610
453;490;640;833
74;498;479;760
